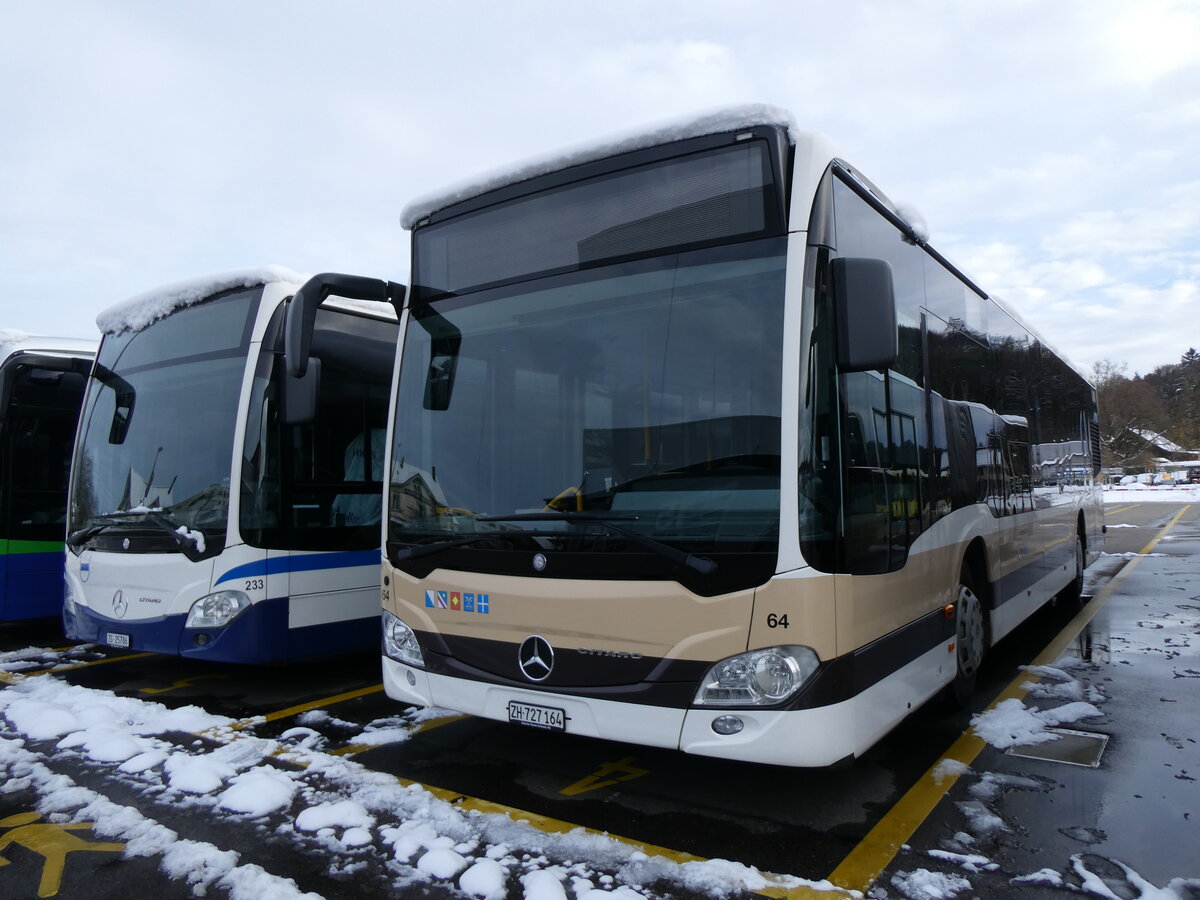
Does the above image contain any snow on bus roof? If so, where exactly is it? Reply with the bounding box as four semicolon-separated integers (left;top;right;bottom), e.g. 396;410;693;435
399;103;802;229
0;329;31;362
96;265;308;335
1;330;95;366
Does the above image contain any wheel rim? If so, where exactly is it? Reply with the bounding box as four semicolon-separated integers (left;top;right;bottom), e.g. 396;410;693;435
957;585;985;677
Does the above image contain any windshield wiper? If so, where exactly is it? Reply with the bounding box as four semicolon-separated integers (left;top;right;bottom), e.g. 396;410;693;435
67;508;206;562
391;533;509;562
478;512;718;575
391;527;575;563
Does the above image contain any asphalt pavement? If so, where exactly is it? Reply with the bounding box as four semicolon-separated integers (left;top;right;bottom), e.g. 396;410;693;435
860;504;1200;898
2;502;1198;899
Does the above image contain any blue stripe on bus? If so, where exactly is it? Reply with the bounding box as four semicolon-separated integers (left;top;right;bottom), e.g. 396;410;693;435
62;595;379;663
214;549;381;586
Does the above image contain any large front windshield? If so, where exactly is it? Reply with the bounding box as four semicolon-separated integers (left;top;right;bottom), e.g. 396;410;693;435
68;289;260;553
389;237;787;571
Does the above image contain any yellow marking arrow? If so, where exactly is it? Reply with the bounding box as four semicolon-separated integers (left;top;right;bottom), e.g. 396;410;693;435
560;756;649;796
0;813;125;897
138;674;230;695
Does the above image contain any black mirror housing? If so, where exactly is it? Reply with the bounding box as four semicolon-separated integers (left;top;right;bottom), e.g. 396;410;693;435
832;257;898;372
283;357;321;425
284;273;405;378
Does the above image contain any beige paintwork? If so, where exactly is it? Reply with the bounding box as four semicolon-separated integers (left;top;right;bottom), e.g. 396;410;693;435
382;490;1089;672
384;563;756;662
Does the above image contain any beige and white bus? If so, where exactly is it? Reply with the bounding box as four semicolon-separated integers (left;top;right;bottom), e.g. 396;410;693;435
374;105;1103;767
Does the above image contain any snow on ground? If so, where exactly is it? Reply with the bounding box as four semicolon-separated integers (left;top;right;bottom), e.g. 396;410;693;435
1103;486;1200;502
0;644;106;675
888;867;972;900
899;646;1200;900
969;696;1103;750
0;671;840;899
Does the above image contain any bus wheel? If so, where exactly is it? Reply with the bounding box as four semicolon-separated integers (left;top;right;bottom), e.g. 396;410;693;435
950;568;986;706
1058;529;1086;608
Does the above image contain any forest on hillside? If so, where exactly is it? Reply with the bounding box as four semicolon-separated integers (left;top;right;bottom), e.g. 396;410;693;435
1094;348;1200;470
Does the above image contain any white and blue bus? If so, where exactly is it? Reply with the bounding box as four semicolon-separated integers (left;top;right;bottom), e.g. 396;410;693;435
376;106;1104;767
63;267;402;662
1;333;94;620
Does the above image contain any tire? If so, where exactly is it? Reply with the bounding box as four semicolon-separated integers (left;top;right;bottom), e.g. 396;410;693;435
1058;529;1086;608
949;565;987;707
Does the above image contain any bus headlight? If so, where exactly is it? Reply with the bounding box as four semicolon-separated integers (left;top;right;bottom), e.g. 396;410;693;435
693;646;820;707
382;610;425;667
185;590;250;629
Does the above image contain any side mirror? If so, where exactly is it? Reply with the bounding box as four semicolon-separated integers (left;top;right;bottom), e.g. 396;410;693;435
284;356;321;425
284;273;405;378
282;272;403;424
91;362;136;444
831;257;898;373
413;307;462;411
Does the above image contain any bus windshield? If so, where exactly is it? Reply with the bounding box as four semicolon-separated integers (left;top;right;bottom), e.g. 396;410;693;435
68;288;259;554
389;237;787;569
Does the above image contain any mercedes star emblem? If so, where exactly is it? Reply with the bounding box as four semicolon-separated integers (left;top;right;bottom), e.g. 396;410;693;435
518;634;554;682
112;590;127;618
532;552;548;572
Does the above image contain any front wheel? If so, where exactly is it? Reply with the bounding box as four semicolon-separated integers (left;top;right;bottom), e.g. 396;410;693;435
1058;529;1086;609
949;567;986;706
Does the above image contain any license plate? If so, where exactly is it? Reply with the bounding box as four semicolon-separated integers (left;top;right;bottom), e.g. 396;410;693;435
507;700;566;731
105;632;130;649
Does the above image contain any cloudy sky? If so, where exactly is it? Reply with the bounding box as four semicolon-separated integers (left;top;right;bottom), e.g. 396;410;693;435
3;0;1197;377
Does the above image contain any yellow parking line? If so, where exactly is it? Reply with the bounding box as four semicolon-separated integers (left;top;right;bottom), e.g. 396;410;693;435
223;683;386;731
1;651;157;685
202;692;844;894
329;713;470;757
55;651;158;671
826;506;1189;893
1104;504;1137;516
194;717;844;899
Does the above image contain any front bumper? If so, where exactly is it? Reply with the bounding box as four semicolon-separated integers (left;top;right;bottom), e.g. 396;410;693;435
63;596;289;663
381;655;864;767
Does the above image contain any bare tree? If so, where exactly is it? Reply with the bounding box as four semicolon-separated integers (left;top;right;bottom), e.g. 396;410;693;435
1093;358;1170;468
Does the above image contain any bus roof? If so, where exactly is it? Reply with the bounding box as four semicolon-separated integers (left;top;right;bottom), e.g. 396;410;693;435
398;105;1090;386
400;103;811;230
96;265;308;335
1;331;95;366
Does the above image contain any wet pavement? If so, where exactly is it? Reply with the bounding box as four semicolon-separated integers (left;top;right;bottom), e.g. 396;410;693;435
1;499;1198;898
863;503;1200;898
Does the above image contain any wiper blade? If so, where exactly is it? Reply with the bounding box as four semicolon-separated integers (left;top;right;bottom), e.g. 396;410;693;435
67;510;151;547
392;533;505;562
67;522;114;547
478;512;718;575
67;508;205;561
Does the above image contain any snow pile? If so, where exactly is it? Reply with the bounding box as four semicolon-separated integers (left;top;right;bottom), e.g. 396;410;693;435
1104;486;1200;502
970;697;1103;749
175;525;207;554
893;202;930;243
925;849;997;874
890;867;972;899
400;103;805;228
0;644;106;676
0;736;321;898
0;674;833;899
931;758;971;783
96;266;307;334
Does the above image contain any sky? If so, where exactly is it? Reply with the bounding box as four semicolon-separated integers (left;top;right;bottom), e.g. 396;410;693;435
2;0;1198;379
